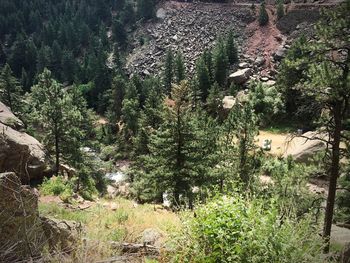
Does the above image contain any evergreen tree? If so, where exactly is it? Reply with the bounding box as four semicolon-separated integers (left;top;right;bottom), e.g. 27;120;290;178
121;82;140;139
113;18;127;47
259;2;269;26
29;69;85;175
137;0;156;20
196;58;211;102
213;41;228;87
226;30;238;64
175;52;186;84
61;50;76;83
163;48;174;95
0;63;23;113
206;82;222;118
276;0;284;20
138;81;203;207
281;1;350;251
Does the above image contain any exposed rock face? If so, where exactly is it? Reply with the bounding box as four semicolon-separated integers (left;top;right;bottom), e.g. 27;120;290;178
283;131;327;162
0;172;82;261
141;228;162;247
341;243;350;263
41;217;83;252
0;102;24;130
229;68;252;84
0;172;44;262
127;2;253;76
0;103;51;183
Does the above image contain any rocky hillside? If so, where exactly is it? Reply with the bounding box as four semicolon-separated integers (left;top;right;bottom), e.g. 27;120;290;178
126;1;254;76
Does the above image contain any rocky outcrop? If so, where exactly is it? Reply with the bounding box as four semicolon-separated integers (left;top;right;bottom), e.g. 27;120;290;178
41;217;83;252
341;243;350;263
0;172;44;262
0;101;24;130
284;131;327;162
0;103;51;183
229;68;252;84
0;172;82;261
126;2;253;76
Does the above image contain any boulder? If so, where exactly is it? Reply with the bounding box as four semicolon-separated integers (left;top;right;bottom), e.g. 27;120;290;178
229;68;252;84
156;8;166;19
238;62;249;68
341;243;350;263
0;172;44;262
141;228;162;246
273;46;287;61
0;123;51;183
0;101;24;130
254;56;266;67
222;96;236;110
41;217;83;252
284;131;327;163
0;172;82;261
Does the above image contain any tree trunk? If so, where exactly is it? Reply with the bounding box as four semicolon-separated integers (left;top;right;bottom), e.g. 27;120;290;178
323;101;342;253
54;123;60;176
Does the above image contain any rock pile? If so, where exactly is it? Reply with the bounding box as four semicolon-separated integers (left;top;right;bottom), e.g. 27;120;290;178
126;3;253;76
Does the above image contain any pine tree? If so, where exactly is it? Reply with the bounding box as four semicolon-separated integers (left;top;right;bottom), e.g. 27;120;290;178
0;64;23;113
203;50;214;84
137;0;156;20
226;30;238;64
113;18;127;47
259;2;269;26
29;69;86;175
196;58;211;102
138;81;203;207
206;82;222;118
175;52;186;84
121;82;140;139
213;41;228;87
276;0;284;20
163;48;174;95
281;1;350;251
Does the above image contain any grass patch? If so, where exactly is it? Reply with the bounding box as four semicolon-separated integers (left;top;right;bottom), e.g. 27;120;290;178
261;124;296;134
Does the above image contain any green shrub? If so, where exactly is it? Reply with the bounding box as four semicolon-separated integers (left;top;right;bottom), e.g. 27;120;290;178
169;195;325;263
40;177;72;196
258;2;269;26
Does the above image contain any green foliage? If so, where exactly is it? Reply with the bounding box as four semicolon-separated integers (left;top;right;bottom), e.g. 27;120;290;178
0;63;23;113
196;57;211;102
276;0;284;20
40;177;71;196
169;195;325;263
175;52;186;84
213;40;228;87
137;0;156;20
163;48;174;94
258;2;269;26
249;81;284;126
225;30;238;64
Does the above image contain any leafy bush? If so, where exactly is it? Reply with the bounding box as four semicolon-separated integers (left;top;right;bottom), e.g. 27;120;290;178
169;195;325;263
258;2;269;26
40;177;72;196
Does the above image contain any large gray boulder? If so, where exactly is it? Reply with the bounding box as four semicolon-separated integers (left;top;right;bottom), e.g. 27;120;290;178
0;101;24;130
229;68;252;84
284;131;327;162
341;243;350;263
0;102;51;183
0;172;82;261
0;172;44;261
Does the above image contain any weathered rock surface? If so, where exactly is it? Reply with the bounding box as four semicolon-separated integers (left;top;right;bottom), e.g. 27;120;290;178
141;228;162;246
126;2;253;76
0;102;24;130
0;172;82;261
283;131;327;162
41;217;83;252
341;242;350;263
0;104;51;183
229;68;252;84
0;172;44;261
